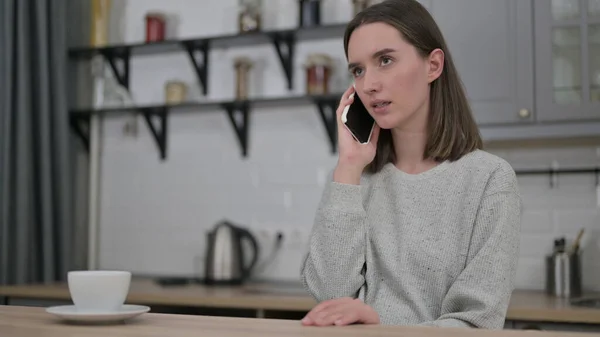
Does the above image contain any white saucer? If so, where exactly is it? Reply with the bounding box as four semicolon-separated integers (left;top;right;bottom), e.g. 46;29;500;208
46;304;150;324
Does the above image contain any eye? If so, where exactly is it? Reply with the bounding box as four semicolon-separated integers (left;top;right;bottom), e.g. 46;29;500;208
351;67;364;77
380;56;393;66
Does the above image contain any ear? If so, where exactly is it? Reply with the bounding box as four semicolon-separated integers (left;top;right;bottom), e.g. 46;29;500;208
427;48;444;83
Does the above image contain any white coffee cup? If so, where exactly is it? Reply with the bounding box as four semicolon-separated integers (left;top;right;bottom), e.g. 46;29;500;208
67;270;131;312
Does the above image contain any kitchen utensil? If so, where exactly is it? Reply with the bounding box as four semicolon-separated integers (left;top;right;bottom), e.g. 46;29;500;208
568;228;585;254
546;237;582;298
204;220;259;285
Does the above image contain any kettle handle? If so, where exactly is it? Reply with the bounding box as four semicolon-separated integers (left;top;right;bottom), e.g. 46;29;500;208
237;227;259;279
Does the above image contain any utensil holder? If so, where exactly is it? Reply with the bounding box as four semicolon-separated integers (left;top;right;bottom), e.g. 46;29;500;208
545;251;582;298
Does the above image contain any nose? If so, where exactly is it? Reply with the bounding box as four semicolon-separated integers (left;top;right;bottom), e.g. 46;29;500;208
361;69;381;95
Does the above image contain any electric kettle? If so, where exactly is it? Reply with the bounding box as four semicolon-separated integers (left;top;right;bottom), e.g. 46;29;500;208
203;220;259;285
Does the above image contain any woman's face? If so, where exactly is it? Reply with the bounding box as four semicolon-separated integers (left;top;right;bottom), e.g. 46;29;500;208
346;22;443;131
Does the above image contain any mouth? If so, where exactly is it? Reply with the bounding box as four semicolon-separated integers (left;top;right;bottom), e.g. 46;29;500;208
371;100;391;111
371;100;391;108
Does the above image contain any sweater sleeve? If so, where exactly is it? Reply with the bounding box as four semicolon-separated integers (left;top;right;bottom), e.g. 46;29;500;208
417;169;522;329
300;181;368;302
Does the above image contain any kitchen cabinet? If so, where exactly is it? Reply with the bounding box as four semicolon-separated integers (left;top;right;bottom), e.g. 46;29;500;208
534;0;600;122
421;0;534;126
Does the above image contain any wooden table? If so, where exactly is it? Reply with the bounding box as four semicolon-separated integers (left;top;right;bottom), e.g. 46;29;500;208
2;305;600;337
1;278;600;325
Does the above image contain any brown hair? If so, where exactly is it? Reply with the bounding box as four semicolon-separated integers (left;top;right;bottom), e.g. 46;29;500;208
343;0;483;173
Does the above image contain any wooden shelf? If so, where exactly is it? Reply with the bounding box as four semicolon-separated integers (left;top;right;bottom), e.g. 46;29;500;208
68;23;347;59
68;24;348;160
70;93;342;160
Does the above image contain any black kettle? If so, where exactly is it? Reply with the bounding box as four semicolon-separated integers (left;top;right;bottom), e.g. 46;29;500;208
203;220;259;285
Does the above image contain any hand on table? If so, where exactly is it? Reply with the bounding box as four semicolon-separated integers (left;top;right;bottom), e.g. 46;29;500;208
301;297;380;326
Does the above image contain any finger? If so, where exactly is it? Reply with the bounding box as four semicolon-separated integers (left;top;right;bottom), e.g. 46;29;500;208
336;91;355;121
301;299;336;325
306;308;331;326
301;316;313;326
339;84;355;106
335;94;354;125
312;299;356;326
314;312;343;327
334;309;360;326
301;311;318;325
309;299;335;315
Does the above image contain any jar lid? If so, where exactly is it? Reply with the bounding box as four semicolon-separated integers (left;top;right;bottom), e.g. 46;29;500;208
145;11;166;19
234;56;253;67
305;54;333;67
240;0;263;6
166;80;186;85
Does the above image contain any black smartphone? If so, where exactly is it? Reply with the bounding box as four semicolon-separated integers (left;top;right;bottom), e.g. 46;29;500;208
341;92;376;144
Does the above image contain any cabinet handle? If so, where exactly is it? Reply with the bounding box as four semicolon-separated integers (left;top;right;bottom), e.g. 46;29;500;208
518;108;530;118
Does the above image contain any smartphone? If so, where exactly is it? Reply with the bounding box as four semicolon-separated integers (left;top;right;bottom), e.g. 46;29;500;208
341;92;376;144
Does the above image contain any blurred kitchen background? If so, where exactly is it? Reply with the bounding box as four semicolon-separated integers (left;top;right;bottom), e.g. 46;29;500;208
78;0;600;291
3;0;600;297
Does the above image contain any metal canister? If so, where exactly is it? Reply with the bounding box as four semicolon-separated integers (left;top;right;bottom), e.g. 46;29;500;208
545;249;582;298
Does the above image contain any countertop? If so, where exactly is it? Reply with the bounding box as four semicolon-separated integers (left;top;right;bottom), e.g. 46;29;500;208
1;278;600;324
2;305;599;337
0;278;315;312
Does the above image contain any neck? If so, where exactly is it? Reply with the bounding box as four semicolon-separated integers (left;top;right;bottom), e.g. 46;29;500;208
391;129;435;174
391;100;438;175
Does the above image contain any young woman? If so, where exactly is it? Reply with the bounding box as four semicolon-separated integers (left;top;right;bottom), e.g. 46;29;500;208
300;0;521;330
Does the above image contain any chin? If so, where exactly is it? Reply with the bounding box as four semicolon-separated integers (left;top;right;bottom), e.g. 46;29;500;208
374;116;404;130
373;107;420;130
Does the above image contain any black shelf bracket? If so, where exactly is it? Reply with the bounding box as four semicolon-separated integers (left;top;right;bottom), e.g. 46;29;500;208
182;40;210;96
140;107;169;160
222;102;250;157
269;32;295;90
70;114;91;151
100;47;131;89
314;98;338;153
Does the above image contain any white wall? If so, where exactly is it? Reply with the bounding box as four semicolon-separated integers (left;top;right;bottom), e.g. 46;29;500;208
95;0;600;292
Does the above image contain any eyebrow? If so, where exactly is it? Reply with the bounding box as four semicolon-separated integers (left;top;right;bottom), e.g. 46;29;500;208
348;48;397;70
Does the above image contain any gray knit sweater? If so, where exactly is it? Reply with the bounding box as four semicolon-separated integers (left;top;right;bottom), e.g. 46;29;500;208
300;150;521;329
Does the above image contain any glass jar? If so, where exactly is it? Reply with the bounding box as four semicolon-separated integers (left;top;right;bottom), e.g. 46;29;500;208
304;54;333;95
238;0;262;33
352;0;373;16
91;0;111;46
299;0;321;27
145;12;166;42
165;80;187;105
234;57;254;100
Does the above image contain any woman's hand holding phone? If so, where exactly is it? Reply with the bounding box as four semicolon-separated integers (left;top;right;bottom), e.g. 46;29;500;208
333;85;380;185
